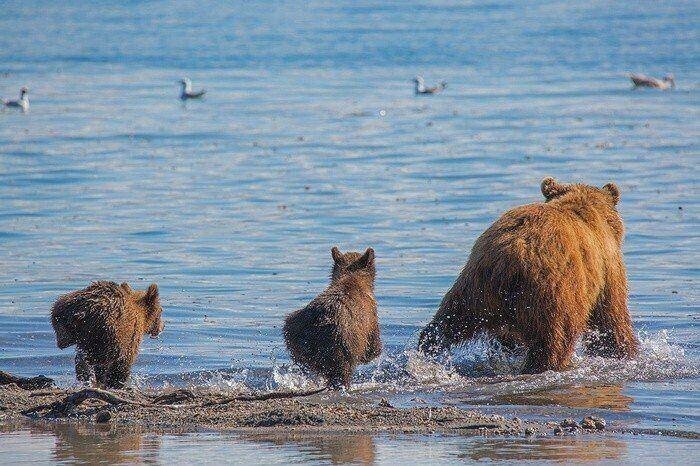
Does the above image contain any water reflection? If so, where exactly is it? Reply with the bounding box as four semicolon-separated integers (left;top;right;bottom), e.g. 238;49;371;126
493;384;634;412
45;423;159;465
2;422;697;465
464;437;626;462
242;432;376;464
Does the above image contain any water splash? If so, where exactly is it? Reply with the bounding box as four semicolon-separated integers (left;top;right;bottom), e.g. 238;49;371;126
131;328;697;403
269;364;324;391
352;329;698;397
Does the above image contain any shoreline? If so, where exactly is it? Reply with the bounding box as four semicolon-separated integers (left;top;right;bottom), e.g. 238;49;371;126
2;384;697;440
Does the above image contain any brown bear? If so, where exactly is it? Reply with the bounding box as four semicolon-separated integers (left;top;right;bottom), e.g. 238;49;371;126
283;247;382;388
50;281;164;388
418;178;639;373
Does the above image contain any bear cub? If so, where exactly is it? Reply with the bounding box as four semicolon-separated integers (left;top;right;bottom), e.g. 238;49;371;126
284;247;382;388
51;281;164;388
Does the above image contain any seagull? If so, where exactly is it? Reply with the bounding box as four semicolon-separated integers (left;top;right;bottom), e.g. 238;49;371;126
629;73;675;90
2;86;29;111
413;76;447;95
179;78;206;100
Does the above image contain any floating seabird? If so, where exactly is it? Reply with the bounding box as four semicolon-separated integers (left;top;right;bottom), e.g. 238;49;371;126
413;76;447;94
179;78;206;100
629;73;675;90
2;86;29;111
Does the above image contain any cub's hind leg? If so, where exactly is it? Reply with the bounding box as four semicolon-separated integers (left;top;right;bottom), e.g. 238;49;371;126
103;359;132;389
326;362;354;390
74;349;94;384
361;325;382;364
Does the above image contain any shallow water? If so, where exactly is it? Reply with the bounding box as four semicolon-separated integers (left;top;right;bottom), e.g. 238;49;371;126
0;0;698;462
0;424;698;465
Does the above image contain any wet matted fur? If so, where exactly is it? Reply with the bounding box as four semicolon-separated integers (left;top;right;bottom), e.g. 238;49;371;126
419;178;638;373
51;281;164;388
284;247;382;388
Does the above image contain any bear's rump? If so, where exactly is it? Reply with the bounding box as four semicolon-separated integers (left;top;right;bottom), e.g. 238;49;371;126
471;221;605;325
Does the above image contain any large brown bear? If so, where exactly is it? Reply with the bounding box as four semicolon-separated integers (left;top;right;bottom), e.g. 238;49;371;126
419;178;639;373
283;247;382;388
51;281;164;388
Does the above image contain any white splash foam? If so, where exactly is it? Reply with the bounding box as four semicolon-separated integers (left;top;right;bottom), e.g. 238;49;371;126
351;329;699;397
129;328;697;400
269;364;322;391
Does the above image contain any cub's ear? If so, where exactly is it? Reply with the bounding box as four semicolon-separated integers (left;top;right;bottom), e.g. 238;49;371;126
358;247;375;268
541;177;568;201
331;246;343;263
120;282;132;293
144;283;159;306
602;182;620;205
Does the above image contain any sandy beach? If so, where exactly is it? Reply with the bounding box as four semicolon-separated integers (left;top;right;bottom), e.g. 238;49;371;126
4;381;696;441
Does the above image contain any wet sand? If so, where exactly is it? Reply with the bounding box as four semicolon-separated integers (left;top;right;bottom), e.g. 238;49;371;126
0;382;644;438
0;384;531;436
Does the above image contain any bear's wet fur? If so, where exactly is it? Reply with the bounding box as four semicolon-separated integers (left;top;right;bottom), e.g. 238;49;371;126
50;281;164;388
283;247;382;388
419;178;639;373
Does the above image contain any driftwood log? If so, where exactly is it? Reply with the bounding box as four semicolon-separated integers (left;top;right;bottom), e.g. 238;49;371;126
201;387;328;407
21;388;148;416
21;386;328;417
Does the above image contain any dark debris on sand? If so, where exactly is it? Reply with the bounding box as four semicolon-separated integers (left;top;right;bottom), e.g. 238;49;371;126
0;371;54;391
0;383;607;438
2;373;697;440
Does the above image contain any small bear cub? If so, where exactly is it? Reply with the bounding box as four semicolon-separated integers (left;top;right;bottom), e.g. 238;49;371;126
51;281;164;388
283;247;382;388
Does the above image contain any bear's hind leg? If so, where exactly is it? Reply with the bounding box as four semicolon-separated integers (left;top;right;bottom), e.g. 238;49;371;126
418;311;480;356
521;315;581;374
585;270;639;359
522;337;577;374
493;328;524;353
418;320;447;355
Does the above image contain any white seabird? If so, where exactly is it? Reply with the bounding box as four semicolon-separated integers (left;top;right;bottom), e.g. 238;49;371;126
629;73;675;90
179;78;206;100
2;86;29;111
413;76;447;95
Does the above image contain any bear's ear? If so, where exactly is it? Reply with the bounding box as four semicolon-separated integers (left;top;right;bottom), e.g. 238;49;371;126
144;283;159;306
357;248;375;268
120;282;132;293
602;183;620;205
331;246;343;263
541;177;568;201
